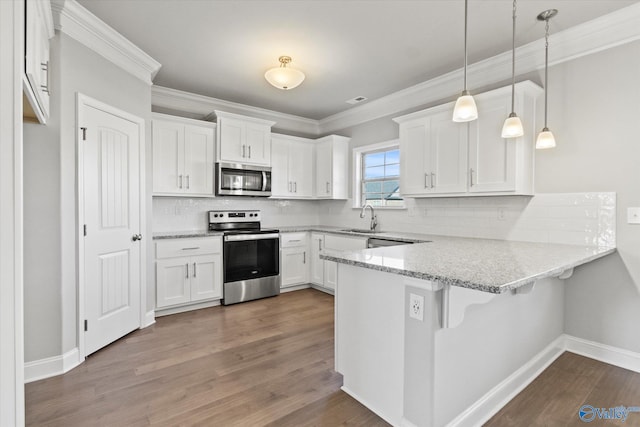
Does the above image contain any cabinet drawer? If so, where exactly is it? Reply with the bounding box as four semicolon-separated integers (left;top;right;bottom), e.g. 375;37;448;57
156;237;221;259
280;232;308;248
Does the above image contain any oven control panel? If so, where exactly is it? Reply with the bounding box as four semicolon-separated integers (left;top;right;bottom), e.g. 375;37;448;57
209;210;260;224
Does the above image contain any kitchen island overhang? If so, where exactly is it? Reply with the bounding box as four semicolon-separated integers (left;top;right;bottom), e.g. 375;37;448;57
323;237;615;427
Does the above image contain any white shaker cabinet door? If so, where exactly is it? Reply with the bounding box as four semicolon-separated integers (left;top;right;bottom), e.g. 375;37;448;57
429;110;468;195
183;124;215;196
310;233;325;286
156;258;191;308
152;120;185;194
190;254;222;302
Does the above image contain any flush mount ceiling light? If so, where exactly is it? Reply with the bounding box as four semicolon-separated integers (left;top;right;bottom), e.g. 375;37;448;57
264;56;305;90
502;0;524;138
536;9;558;149
452;0;478;123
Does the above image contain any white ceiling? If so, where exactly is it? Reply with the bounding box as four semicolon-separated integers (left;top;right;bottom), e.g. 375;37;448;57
77;0;637;120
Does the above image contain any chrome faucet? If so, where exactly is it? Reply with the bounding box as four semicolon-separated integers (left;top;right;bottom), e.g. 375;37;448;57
360;204;378;231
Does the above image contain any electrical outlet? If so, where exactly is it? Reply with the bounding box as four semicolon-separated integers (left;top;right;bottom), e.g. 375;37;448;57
409;293;424;321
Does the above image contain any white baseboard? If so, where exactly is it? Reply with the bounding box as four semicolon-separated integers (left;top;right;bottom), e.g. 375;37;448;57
154;299;221;317
310;284;334;295
341;386;400;427
564;334;640;373
24;347;82;383
446;335;565;427
142;310;155;328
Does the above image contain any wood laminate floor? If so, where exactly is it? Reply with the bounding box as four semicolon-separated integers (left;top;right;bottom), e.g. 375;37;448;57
26;288;640;426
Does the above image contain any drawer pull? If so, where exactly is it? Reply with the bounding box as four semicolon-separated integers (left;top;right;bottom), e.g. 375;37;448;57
181;247;200;250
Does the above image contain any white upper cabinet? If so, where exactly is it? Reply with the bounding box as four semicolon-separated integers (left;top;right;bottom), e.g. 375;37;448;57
214;110;275;166
152;113;215;197
394;81;542;197
315;135;350;199
271;134;314;198
23;0;54;124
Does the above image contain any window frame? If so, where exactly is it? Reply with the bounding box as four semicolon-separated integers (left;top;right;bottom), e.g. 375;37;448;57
352;139;405;209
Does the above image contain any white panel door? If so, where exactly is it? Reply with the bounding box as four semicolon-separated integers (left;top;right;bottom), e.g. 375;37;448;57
315;141;332;197
152;120;184;193
190;254;222;302
430;111;468;194
184;124;214;195
219;117;245;163
289;142;314;197
156;258;191;308
468;95;516;193
270;137;290;197
83;103;141;356
310;233;324;285
400;119;430;195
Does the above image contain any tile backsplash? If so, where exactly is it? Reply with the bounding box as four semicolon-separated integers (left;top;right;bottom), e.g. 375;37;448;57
153;192;616;248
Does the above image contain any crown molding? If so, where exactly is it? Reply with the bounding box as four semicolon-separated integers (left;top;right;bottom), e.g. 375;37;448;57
318;2;640;134
151;2;640;135
151;85;320;136
50;0;161;85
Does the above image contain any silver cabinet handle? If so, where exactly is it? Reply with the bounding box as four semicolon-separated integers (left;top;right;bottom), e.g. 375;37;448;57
179;174;183;189
294;182;297;193
470;168;475;187
193;262;197;277
430;173;435;189
132;234;142;241
303;251;306;264
288;181;292;192
248;145;251;158
288;239;301;243
40;61;50;95
326;182;330;193
181;247;200;250
424;173;429;189
186;175;190;189
318;239;322;251
242;145;246;158
186;263;189;278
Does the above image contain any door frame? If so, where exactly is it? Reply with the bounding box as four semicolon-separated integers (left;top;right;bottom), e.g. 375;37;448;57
76;93;146;360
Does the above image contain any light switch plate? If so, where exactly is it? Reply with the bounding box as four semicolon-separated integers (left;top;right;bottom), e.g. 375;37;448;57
628;207;640;224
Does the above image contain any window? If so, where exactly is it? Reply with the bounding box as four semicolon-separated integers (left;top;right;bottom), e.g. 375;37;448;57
353;141;404;208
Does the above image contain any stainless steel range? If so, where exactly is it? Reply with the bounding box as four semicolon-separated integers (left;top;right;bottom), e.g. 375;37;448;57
208;210;280;305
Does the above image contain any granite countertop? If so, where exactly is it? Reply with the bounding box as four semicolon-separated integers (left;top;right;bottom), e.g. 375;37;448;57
320;236;615;294
278;225;430;243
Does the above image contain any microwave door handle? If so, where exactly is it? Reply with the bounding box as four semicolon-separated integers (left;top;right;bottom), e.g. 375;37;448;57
262;171;267;191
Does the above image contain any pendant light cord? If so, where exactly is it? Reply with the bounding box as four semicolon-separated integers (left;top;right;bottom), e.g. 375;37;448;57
510;0;517;113
544;18;549;128
463;0;469;91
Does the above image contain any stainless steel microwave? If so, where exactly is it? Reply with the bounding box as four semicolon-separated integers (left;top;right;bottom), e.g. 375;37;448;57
215;162;272;197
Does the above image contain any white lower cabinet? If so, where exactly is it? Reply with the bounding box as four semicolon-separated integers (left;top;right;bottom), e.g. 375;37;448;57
155;237;222;310
311;233;367;291
280;232;309;288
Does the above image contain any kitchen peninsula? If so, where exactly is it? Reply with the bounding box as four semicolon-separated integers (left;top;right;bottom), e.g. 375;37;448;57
322;237;614;427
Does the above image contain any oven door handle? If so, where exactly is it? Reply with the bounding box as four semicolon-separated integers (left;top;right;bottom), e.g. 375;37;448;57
224;233;280;242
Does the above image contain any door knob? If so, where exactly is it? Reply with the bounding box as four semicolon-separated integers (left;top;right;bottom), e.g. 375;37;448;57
132;234;143;241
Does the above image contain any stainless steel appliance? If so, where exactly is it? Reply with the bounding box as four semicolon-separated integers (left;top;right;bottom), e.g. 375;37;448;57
209;210;280;305
215;162;272;197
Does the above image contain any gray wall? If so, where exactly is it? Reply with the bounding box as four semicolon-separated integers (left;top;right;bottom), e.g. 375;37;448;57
23;33;152;362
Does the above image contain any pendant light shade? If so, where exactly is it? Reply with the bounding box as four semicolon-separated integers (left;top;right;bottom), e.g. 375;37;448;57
452;0;478;122
502;113;524;138
535;9;558;149
501;0;524;138
264;56;305;90
453;91;478;122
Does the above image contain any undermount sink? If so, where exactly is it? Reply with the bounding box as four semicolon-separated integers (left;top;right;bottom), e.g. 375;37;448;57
340;228;381;234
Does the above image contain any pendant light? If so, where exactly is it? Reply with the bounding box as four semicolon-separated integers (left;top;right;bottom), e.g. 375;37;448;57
536;9;558;149
501;0;524;138
264;56;305;90
452;0;478;122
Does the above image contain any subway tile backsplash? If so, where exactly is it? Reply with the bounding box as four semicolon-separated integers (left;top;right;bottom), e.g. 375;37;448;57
153;192;616;248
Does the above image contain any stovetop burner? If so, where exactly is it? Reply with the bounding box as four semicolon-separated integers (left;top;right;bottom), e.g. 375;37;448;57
208;210;277;234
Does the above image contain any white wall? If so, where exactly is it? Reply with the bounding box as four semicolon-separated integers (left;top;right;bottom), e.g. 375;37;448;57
23;32;152;363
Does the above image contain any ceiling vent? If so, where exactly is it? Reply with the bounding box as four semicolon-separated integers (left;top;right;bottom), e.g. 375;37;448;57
346;96;368;105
